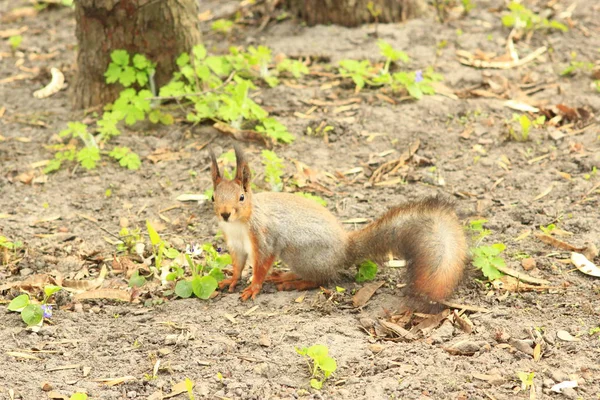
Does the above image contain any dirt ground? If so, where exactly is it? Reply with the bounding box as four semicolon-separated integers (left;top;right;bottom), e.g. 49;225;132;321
1;0;600;399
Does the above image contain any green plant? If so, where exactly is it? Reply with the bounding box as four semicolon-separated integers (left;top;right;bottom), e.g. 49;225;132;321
296;345;337;389
338;42;441;100
211;19;234;34
508;114;545;141
45;122;100;172
0;236;23;264
261;149;284;192
69;393;88;400
584;166;597;180
539;223;556;235
116;226;143;254
471;244;505;280
109;147;142;170
105;50;156;88
502;2;568;34
516;371;535;391
461;0;475;14
174;243;229;300
160;45;295;143
467;219;491;243
7;285;62;327
561;52;595;76
356;260;378;282
276;59;309;79
8;35;22;50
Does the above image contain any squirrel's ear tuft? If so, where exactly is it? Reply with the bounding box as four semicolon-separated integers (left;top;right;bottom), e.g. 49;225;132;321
209;147;221;188
234;144;252;191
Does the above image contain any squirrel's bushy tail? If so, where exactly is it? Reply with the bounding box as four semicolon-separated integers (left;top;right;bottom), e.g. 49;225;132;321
347;196;468;308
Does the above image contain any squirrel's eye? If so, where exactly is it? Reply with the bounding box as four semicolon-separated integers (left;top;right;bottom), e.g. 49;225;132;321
239;193;245;202
211;195;214;202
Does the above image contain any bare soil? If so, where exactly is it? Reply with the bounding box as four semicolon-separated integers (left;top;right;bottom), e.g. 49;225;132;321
1;1;600;399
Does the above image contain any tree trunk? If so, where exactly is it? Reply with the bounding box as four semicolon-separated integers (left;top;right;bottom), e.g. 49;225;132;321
71;0;202;109
286;0;427;27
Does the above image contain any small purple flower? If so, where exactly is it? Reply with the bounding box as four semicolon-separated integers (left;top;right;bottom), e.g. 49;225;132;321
217;247;222;254
41;304;52;319
414;70;423;83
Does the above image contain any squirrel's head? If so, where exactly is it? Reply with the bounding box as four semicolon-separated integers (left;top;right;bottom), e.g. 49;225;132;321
209;145;252;224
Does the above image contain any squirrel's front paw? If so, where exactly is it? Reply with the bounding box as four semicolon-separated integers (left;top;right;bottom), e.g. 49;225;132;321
240;283;262;301
218;277;238;292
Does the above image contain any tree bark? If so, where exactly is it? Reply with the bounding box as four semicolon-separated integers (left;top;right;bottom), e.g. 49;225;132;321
71;0;202;109
286;0;427;27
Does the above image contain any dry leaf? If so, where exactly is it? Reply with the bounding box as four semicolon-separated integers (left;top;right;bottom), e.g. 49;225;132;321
379;320;418;341
535;233;585;252
556;330;580;342
533;343;542;361
444;340;480;355
33;68;65;99
453;310;474;334
494;264;550;285
550;380;578;393
352;281;385;307
74;288;131;302
412;309;451;335
571;252;600;277
6;351;42;360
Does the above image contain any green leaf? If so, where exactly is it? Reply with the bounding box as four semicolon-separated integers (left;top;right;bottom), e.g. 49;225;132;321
208;267;225;282
319;356;337;376
129;270;147;288
7;294;30;312
70;393;88;400
110;50;130;66
146;220;162;246
105;63;122;84
136;71;148;87
163;247;180;259
119;66;137;87
22;304;43;326
133;54;150;70
307;344;328;360
176;52;190;67
356;260;378;282
295;347;308;356
192;44;207;61
310;379;323;390
191;275;218;300
175;280;193;298
77;147;100;170
119;152;141;170
44;158;62;174
44;285;62;298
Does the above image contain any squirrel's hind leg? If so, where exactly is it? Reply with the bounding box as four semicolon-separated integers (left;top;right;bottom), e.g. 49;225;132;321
276;280;320;291
264;271;320;291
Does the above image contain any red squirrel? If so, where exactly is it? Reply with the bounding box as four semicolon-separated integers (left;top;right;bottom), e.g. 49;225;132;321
209;145;468;309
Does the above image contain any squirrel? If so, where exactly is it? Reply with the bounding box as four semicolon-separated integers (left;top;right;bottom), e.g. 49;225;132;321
209;145;468;310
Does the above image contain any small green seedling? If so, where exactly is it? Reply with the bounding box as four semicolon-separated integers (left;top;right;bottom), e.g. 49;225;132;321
356;260;378;282
508;114;545;141
539;223;556;235
517;371;535;391
211;19;234;34
461;0;475;14
9;35;22;50
7;285;62;327
262;149;284;192
561;52;594;76
276;58;309;79
584;166;597;180
502;2;567;34
109;147;142;170
471;244;505;280
296;344;337;389
0;236;23;265
69;393;88;400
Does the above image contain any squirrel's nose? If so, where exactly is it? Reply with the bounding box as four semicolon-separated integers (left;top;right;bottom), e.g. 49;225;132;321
221;212;231;222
